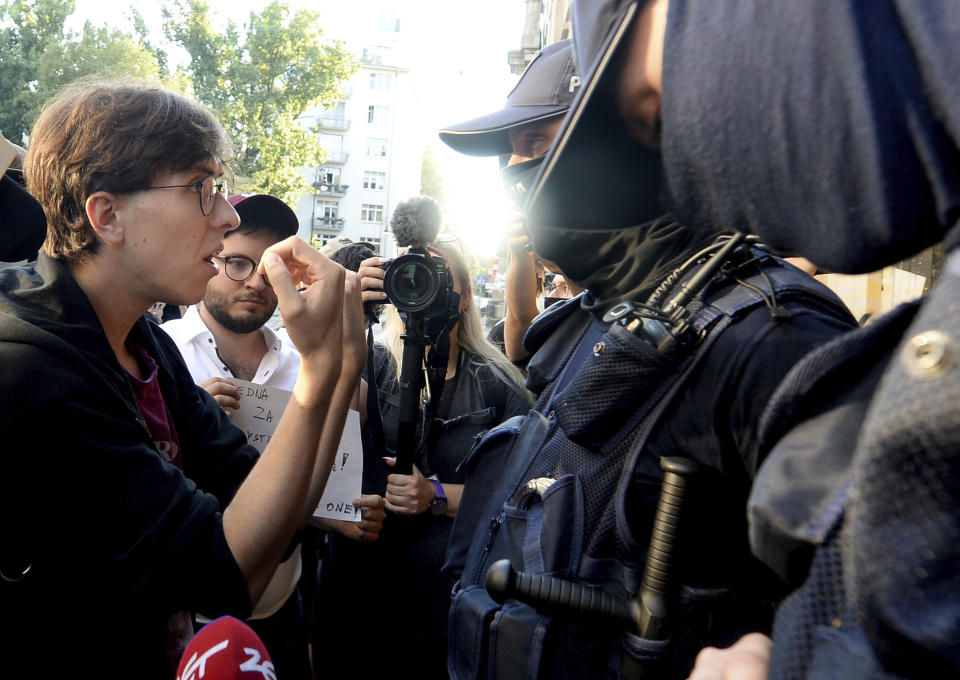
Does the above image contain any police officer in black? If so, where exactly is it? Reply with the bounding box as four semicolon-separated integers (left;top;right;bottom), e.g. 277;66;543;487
446;32;860;680
532;2;960;679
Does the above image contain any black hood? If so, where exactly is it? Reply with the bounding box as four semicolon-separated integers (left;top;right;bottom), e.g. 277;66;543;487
659;0;960;273
528;0;960;274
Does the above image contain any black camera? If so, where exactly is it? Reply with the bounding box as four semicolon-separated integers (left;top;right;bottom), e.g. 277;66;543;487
378;246;455;314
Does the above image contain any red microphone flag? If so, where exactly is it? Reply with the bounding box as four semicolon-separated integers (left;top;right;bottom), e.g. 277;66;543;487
176;616;276;680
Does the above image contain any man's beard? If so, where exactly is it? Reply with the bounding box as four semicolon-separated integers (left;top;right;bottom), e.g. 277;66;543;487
204;289;277;334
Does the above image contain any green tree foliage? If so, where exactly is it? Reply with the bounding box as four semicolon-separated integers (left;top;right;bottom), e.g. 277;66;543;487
0;0;160;142
1;0;355;210
160;0;357;205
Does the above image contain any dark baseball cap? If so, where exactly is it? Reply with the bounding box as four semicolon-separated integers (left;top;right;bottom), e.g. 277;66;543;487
227;193;299;238
439;39;580;157
526;1;664;234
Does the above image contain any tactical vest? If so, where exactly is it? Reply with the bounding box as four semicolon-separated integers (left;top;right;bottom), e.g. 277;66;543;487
446;246;854;680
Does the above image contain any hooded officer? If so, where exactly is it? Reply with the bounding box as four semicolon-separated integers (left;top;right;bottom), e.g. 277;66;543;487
526;2;960;678
442;21;859;680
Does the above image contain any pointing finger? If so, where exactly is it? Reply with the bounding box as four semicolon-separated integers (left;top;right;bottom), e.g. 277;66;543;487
261;251;299;310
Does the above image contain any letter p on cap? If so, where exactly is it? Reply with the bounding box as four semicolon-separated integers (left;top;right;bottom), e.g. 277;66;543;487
569;76;582;92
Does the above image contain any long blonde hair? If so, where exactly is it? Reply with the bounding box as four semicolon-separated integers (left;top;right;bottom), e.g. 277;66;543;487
382;242;528;395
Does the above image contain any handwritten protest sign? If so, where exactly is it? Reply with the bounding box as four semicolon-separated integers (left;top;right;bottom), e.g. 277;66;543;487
311;409;364;522
232;380;363;522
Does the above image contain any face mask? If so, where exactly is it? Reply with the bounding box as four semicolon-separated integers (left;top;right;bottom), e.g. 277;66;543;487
500;156;546;208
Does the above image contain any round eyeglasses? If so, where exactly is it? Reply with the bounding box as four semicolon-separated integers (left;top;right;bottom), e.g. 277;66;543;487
141;176;228;216
212;255;265;283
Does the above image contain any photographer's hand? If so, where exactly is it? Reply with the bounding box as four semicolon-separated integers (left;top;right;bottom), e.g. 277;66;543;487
357;256;388;304
383;459;434;515
383;458;463;518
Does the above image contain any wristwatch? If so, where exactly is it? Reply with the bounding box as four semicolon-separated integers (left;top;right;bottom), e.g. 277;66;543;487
428;478;448;516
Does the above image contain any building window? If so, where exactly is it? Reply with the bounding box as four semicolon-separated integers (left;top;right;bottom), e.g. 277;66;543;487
319;101;348;128
363;171;385;190
367;105;390;126
319;133;347;163
369;73;393;91
319;133;343;151
361;204;384;223
366;138;388;158
316;233;339;245
315;199;339;219
360;235;382;249
316;167;342;186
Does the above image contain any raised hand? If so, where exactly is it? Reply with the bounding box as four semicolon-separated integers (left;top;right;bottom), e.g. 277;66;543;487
258;237;345;370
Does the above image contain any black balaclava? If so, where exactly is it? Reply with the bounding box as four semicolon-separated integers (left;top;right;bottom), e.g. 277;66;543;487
534;213;723;313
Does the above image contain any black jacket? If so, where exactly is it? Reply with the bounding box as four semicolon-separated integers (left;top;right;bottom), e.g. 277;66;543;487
0;254;257;677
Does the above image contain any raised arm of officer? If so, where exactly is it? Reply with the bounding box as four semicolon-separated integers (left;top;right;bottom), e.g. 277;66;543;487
503;208;541;362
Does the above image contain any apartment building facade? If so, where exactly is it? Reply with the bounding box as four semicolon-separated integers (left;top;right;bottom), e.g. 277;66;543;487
293;41;423;258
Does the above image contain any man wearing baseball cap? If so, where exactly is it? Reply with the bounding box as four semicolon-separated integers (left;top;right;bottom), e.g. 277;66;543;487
440;39;583;365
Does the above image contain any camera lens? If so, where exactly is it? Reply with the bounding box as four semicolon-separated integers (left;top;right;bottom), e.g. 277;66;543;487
384;254;440;312
395;262;431;299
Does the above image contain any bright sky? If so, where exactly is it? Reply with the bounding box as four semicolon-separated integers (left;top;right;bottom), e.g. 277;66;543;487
68;0;525;258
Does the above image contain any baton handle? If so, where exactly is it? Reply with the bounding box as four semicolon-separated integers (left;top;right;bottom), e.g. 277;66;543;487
485;559;642;630
636;456;701;639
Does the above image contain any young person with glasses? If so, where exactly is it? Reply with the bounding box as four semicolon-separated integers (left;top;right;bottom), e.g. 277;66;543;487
0;80;365;679
161;192;385;677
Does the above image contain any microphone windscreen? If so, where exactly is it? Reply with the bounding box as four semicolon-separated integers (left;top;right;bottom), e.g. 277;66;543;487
176;616;275;680
390;195;442;248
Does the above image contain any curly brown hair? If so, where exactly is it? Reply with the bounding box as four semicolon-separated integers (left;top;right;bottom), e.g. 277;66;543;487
25;78;232;264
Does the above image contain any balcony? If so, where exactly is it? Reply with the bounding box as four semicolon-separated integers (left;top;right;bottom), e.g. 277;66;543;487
313;182;349;197
318;115;350;131
313;217;345;230
323;150;350;165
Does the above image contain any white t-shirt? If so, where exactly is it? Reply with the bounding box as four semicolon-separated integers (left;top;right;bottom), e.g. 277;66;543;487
161;305;301;389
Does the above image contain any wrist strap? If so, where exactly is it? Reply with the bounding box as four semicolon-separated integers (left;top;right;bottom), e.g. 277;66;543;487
429;478;446;500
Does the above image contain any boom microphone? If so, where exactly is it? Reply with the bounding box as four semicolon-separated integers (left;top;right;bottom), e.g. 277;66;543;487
176;616;276;680
390;194;442;248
